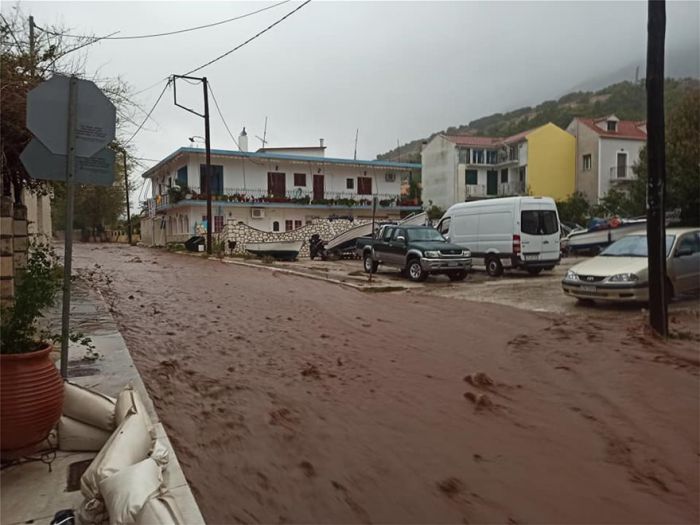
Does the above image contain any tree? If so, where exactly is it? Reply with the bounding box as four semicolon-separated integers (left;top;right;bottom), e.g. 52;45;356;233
631;88;700;225
556;192;590;225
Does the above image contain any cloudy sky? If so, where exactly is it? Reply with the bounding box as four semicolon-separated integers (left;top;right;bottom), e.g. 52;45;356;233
13;1;700;173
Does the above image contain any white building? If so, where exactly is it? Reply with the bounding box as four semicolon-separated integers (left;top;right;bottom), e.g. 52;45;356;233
141;136;421;242
566;115;647;203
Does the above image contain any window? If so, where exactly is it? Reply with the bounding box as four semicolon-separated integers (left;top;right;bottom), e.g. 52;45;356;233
582;154;592;171
437;217;451;235
346;178;355;190
521;210;559;236
357;177;372;195
382;227;395;241
199;165;224;195
176;166;188;187
272;221;280;232
500;169;508;184
465;170;478;185
677;234;700;255
509;146;518;161
294;220;302;229
267;172;286;197
519;166;526;182
607;121;617;132
486;150;498;165
458;149;469;164
472;149;484;164
214;216;224;233
294;173;306;187
285;220;293;231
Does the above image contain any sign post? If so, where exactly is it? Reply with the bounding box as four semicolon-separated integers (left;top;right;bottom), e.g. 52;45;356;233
22;74;116;378
369;196;378;284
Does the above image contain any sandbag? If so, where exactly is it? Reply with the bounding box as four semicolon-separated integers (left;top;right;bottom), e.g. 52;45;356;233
64;381;116;432
135;493;185;525
99;457;163;525
115;386;150;426
81;411;153;500
58;416;112;452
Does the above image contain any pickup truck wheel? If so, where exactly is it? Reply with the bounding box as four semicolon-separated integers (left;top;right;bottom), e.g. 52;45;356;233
486;256;503;277
363;253;378;274
407;259;428;282
448;270;468;281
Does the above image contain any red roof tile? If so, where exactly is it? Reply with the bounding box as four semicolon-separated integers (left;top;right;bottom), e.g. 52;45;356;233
578;118;647;140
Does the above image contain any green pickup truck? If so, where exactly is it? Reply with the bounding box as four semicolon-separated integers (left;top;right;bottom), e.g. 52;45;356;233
360;225;472;282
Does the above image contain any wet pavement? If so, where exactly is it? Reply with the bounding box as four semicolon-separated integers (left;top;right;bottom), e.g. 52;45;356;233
66;242;699;525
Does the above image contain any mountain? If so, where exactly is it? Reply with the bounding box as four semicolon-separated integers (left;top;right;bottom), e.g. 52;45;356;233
378;77;700;168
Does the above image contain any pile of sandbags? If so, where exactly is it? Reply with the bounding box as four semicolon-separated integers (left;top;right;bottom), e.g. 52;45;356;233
60;382;185;525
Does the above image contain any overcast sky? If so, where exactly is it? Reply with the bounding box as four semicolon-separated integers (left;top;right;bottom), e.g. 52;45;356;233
13;1;700;173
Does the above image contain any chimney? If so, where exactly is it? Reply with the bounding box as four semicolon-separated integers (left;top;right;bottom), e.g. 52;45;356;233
239;127;248;152
319;138;325;148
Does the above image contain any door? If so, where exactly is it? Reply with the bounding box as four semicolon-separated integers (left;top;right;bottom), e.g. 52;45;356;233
313;174;325;201
520;205;560;261
670;232;700;293
373;226;395;262
616;152;627;179
487;171;498;196
386;227;408;265
267;172;286;197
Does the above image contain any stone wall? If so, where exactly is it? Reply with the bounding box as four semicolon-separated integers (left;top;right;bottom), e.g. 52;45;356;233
223;218;371;258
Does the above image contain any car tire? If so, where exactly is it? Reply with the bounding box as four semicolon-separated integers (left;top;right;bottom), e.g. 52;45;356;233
406;258;428;282
363;253;378;274
485;256;503;277
527;267;543;276
448;270;468;282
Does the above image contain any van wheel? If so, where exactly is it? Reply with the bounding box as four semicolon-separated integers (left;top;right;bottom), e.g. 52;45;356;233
448;270;468;281
527;267;543;276
407;259;428;282
363;253;378;274
485;256;503;277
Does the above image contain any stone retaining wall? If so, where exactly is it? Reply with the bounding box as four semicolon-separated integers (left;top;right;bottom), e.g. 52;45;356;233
223;218;370;258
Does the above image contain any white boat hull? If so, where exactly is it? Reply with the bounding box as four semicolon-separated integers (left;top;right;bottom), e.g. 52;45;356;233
245;240;303;260
567;221;646;252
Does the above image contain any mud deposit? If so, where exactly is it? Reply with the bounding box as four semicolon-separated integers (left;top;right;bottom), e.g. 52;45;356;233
72;244;699;524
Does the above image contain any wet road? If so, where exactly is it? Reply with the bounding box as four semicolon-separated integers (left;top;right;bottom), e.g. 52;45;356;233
72;243;699;525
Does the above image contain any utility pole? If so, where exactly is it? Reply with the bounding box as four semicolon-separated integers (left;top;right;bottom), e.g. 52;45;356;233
173;74;213;254
354;128;359;160
121;149;132;244
646;0;668;336
28;16;35;77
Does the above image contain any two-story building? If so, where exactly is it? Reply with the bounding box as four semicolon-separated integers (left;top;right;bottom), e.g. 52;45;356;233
566;115;647;203
421;123;575;209
141;135;421;241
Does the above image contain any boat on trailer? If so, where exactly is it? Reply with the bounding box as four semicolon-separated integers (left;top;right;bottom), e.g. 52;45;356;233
245;240;303;260
565;218;646;254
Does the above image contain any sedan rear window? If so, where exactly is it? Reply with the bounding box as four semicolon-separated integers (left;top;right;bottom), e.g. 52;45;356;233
521;210;559;235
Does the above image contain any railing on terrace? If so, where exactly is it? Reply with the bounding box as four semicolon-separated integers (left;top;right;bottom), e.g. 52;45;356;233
154;187;416;208
609;166;636;181
465;181;526;199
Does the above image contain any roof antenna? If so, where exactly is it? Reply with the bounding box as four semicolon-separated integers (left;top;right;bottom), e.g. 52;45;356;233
255;116;268;148
354;128;359;160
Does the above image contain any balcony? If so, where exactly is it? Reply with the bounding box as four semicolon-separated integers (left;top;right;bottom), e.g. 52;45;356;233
147;186;419;212
609;166;636;181
465;181;526;199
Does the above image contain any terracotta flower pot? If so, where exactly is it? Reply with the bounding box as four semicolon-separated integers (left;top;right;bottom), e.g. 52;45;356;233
0;343;64;459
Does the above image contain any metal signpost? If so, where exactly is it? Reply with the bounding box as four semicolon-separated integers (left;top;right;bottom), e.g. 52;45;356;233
369;196;378;284
22;75;116;378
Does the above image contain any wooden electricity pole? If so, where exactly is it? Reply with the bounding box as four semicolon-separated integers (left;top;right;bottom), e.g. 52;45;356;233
646;0;668;336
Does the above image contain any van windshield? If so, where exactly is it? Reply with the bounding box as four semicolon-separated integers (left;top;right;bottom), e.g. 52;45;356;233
521;210;559;236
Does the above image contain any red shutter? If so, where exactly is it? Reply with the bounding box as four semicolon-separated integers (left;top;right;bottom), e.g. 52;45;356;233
358;177;372;195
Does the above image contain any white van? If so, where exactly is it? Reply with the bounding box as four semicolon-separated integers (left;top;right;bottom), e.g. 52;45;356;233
436;196;561;276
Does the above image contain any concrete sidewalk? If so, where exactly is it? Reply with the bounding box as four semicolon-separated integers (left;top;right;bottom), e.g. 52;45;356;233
0;282;205;525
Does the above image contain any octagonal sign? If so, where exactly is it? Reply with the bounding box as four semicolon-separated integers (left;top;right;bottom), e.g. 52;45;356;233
26;75;116;157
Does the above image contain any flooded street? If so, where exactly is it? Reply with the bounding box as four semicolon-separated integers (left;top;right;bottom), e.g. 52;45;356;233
71;243;698;524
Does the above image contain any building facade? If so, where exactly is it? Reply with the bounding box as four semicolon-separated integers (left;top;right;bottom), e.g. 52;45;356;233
421;123;575;210
141;142;421;243
566;115;647;203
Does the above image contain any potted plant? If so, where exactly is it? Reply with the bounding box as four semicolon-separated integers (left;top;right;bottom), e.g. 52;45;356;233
0;242;64;459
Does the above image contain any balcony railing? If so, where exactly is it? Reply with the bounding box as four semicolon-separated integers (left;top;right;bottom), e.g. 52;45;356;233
465;181;526;199
609;166;635;181
149;186;417;209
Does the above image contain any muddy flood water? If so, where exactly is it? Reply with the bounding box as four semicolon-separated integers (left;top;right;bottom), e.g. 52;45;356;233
72;243;699;524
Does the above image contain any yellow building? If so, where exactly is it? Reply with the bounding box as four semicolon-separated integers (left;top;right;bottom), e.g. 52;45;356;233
516;123;576;201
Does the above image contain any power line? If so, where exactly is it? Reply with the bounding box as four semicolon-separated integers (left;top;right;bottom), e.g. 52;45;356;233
123;79;171;145
34;1;290;40
182;0;312;76
208;83;239;149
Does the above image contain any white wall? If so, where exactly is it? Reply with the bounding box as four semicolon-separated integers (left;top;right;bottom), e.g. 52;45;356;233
598;138;645;198
421;136;457;209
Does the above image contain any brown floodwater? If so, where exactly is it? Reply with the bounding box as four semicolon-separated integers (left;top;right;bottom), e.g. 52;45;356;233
72;243;699;525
